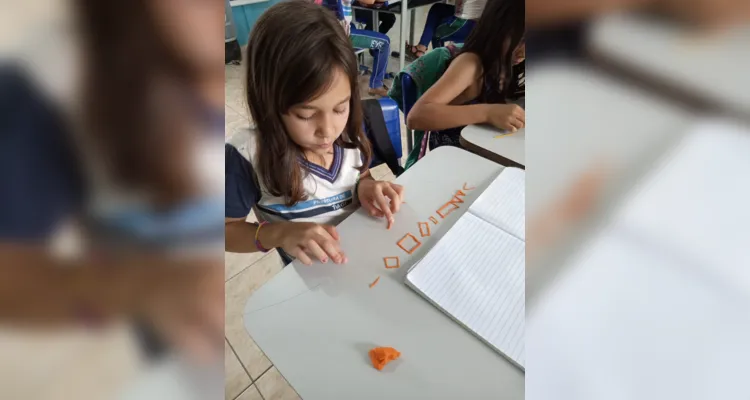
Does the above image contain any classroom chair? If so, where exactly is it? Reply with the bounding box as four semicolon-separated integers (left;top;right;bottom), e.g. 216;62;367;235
363;97;403;175
400;73;418;153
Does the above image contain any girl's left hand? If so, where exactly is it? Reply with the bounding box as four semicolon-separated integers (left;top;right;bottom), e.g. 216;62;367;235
358;179;405;229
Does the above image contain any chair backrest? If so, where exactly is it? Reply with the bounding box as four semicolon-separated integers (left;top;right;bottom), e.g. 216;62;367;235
400;73;418;118
362;98;403;174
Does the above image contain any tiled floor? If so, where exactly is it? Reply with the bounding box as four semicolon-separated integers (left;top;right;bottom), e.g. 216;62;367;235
224;63;399;399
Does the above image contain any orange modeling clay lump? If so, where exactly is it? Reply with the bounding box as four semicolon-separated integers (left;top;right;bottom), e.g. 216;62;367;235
369;347;401;371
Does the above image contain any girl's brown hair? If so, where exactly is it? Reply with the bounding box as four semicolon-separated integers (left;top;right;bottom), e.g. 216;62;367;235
246;0;372;206
75;0;203;205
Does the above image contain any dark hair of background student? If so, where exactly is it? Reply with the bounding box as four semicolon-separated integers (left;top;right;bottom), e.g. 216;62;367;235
245;0;372;206
461;0;525;101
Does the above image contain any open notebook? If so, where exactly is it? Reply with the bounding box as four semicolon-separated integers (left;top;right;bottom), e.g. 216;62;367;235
405;168;525;370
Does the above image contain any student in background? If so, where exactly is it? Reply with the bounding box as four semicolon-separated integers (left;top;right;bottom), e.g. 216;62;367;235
354;0;396;36
405;0;525;156
225;1;404;265
322;0;392;97
405;0;487;60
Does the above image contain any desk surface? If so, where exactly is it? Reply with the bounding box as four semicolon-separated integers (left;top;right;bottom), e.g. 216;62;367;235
589;13;750;118
461;125;526;167
244;147;523;400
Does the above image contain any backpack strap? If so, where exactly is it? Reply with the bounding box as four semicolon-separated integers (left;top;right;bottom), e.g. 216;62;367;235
362;99;404;176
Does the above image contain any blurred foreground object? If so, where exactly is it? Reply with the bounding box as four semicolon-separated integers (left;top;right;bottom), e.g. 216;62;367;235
528;120;750;399
589;13;750;120
1;0;224;398
526;0;750;28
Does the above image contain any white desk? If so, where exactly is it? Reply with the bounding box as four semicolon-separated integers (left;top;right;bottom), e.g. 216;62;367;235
589;13;750;119
461;125;526;167
244;147;523;400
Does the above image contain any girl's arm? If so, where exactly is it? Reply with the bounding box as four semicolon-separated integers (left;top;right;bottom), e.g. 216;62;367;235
406;53;493;131
225;218;347;265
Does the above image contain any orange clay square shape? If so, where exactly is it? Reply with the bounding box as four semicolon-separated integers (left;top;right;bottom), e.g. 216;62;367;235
418;222;431;237
437;202;459;219
429;216;439;225
397;233;421;255
383;256;400;269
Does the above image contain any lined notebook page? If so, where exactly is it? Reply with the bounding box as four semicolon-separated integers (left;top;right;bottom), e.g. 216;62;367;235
469;167;526;240
406;213;526;368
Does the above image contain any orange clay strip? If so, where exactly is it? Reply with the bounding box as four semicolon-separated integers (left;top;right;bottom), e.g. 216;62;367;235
383;256;400;269
456;189;466;197
449;194;465;205
437;202;459;218
369;276;380;288
418;222;431;237
397;233;422;255
429;216;439;225
463;182;476;191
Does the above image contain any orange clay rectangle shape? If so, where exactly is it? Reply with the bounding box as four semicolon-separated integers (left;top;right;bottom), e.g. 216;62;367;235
397;233;422;255
418;222;431;237
383;256;400;269
437;201;459;219
369;276;380;288
429;216;439;225
463;182;476;191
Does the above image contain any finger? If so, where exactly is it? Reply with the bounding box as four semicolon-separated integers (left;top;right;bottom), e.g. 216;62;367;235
321;224;340;241
514;108;525;123
374;190;394;228
368;201;385;218
360;198;382;217
319;227;347;263
508;117;523;131
316;234;345;264
306;240;330;263
383;185;402;214
293;248;313;266
391;183;405;197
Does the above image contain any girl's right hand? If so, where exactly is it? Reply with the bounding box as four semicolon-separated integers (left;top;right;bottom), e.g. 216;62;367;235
487;104;525;132
272;222;347;265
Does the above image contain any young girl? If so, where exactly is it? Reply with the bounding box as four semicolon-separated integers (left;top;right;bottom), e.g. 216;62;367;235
225;0;404;266
406;0;526;149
